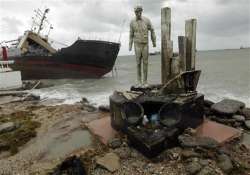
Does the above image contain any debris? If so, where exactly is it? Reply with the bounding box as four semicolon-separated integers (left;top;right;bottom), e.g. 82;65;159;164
0;122;17;134
211;99;245;115
87;117;117;145
96;152;120;172
178;135;218;149
120;91;142;100
195;120;242;144
0;96;22;105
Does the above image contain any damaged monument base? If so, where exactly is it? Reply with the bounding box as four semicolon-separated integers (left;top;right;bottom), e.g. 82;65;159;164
110;70;204;158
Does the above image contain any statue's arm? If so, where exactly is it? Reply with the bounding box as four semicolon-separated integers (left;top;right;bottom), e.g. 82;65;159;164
148;20;156;47
129;21;134;51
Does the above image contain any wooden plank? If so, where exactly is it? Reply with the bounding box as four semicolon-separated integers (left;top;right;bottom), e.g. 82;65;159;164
161;7;172;84
185;19;197;71
178;36;187;72
0;90;27;96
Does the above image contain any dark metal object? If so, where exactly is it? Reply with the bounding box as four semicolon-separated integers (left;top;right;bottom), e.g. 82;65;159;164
121;102;144;126
110;91;204;158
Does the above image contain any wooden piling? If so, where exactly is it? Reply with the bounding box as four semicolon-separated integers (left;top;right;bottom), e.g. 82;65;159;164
178;36;187;72
161;7;172;84
185;19;197;71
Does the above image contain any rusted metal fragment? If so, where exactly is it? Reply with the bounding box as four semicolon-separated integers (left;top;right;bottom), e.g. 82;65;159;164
159;70;201;95
195;120;242;144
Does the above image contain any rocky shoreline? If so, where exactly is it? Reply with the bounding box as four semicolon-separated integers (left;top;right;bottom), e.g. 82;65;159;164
0;89;249;175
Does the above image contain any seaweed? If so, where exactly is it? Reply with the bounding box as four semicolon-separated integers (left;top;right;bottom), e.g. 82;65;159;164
0;111;41;155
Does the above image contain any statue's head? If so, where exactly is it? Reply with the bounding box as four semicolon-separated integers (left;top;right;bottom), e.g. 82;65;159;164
134;5;143;20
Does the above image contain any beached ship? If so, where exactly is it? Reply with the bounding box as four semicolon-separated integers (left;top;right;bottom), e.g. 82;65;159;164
0;8;120;79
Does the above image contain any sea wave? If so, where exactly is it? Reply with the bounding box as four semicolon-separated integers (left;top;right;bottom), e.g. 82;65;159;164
31;87;250;108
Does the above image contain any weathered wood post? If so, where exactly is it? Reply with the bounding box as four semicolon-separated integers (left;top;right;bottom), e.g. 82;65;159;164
178;36;187;72
161;7;172;84
185;19;197;71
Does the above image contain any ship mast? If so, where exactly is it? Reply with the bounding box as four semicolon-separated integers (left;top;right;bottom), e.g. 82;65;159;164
37;8;49;35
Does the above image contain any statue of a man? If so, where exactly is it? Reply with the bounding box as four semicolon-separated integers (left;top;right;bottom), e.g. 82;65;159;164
129;5;156;87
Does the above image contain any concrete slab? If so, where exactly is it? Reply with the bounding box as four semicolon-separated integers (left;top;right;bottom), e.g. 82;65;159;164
196;120;242;144
87;116;117;145
0;71;22;90
241;132;250;148
0;96;22;105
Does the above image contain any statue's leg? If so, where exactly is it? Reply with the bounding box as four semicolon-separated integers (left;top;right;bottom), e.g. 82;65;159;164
134;43;142;85
142;43;149;86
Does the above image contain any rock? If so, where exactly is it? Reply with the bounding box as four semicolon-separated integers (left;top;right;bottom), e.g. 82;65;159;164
204;107;213;116
24;94;40;101
217;154;233;173
181;149;200;159
185;159;202;174
241;108;250;120
197;165;217;175
204;99;215;107
113;147;131;159
0;122;17;134
0;139;9;150
96;152;120;172
83;104;97;112
245;120;250;130
199;159;210;166
211;99;245;115
50;156;87;175
98;105;110;112
178;135;218;149
165;147;182;160
108;138;122;149
232;115;245;122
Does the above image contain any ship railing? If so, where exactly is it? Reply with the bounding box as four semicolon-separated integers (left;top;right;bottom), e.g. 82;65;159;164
0;60;14;72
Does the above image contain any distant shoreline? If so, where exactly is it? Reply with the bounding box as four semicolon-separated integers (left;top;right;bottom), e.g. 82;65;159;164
119;47;250;56
198;47;250;52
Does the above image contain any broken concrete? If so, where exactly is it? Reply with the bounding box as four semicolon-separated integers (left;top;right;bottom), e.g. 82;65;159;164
211;99;245;115
178;135;218;149
0;122;17;134
195;120;242;144
87;117;117;145
96;152;120;172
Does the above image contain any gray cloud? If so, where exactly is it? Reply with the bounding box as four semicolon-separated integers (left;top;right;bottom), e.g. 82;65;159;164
1;17;23;34
0;0;249;55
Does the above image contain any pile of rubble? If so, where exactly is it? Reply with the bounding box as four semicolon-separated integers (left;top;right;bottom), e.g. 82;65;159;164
204;99;250;130
48;98;250;175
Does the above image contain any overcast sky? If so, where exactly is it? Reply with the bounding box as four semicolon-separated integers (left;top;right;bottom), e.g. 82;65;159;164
0;0;250;55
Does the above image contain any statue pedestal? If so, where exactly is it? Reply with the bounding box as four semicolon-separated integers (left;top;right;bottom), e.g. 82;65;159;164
109;88;204;157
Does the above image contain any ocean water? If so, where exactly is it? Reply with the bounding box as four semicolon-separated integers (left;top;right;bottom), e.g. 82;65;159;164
31;48;250;107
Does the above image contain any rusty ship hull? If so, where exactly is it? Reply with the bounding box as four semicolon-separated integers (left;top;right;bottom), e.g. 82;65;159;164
9;40;120;80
